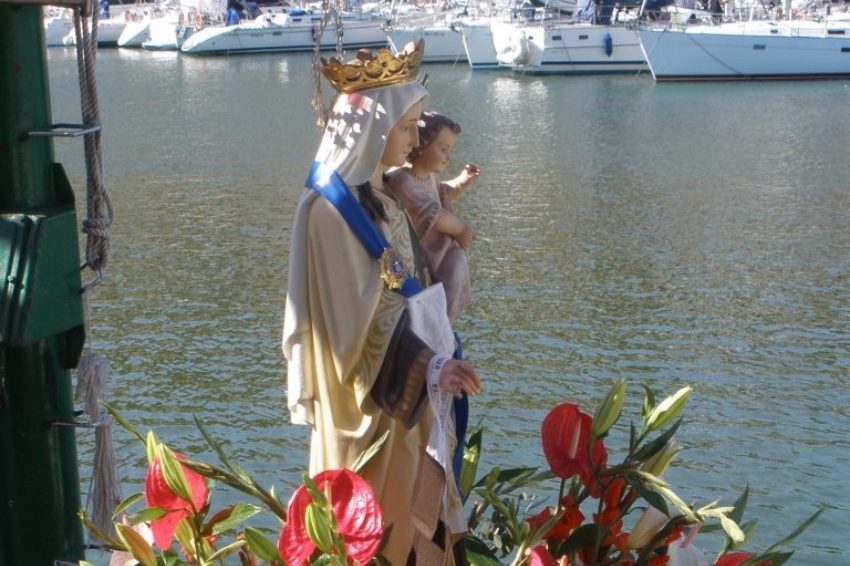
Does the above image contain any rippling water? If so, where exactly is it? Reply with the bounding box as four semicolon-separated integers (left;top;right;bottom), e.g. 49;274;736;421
45;48;848;563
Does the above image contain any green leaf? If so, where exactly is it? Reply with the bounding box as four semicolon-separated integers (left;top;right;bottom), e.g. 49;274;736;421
460;428;483;501
208;503;263;536
741;550;794;566
729;485;750;524
559;523;602;553
632;418;682;462
464;534;502;566
207;539;248;562
762;507;824;554
640;383;656;422
116;523;157;566
174;518;195;553
113;492;146;519
103;402;146;444
302;474;328;506
475;466;540;490
625;475;669;517
244;526;283;562
145;431;159;466
78;509;126;550
352;430;390;473
158;445;194;504
127;506;168;525
194;414;242;475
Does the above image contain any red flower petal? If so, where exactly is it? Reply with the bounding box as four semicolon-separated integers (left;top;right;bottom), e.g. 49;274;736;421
278;485;315;566
328;470;383;562
144;452;209;550
149;510;184;551
541;403;608;491
278;469;382;566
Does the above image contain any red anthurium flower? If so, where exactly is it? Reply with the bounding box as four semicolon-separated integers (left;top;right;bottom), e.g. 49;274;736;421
542;403;608;494
144;452;209;550
712;552;771;566
278;469;383;566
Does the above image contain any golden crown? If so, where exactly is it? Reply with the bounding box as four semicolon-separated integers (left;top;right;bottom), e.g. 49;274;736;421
320;40;425;94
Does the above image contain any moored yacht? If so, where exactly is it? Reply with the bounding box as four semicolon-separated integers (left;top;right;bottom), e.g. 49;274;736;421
636;17;850;81
181;8;388;55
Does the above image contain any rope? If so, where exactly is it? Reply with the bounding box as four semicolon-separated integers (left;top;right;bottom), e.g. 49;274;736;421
74;0;114;272
76;292;122;542
72;0;121;543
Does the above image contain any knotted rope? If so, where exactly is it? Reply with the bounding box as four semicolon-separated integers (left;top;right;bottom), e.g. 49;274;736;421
73;0;113;272
72;0;121;542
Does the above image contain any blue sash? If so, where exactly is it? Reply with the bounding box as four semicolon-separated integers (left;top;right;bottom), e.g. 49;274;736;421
305;160;469;487
306;161;423;298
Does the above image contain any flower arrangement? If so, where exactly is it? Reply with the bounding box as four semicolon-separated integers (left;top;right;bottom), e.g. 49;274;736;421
80;382;821;566
461;381;821;566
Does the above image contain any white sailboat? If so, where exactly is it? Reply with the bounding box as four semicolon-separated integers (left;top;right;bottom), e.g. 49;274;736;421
490;20;644;73
180;8;388;55
460;17;501;68
44;9;74;47
636;15;850;81
385;11;470;63
472;0;647;74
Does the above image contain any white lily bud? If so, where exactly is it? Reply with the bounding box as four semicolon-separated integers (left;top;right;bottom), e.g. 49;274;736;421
645;386;692;432
641;438;682;478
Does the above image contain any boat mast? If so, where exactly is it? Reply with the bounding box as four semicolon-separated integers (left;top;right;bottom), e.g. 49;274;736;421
0;1;88;565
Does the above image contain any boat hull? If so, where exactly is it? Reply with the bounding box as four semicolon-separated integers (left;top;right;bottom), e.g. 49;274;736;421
118;20;152;47
387;24;467;63
44;14;74;47
637;25;850;81
461;19;500;69
493;23;645;75
181;14;388;54
493;22;645;74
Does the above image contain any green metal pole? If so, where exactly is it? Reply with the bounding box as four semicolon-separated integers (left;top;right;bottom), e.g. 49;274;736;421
1;4;87;565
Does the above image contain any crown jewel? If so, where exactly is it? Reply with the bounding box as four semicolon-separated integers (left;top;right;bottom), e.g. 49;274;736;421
320;40;424;94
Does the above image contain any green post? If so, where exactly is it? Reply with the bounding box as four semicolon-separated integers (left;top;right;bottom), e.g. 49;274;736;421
1;4;87;565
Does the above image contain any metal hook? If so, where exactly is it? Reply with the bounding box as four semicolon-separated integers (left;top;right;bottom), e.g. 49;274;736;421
52;419;106;429
80;264;103;293
23;123;101;140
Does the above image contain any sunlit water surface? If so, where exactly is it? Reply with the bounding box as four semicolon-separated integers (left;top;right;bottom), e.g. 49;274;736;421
44;48;849;564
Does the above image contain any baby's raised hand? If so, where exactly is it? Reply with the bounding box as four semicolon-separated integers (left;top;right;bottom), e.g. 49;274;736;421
461;164;480;187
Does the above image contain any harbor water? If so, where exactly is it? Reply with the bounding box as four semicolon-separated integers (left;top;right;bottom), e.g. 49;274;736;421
44;48;848;563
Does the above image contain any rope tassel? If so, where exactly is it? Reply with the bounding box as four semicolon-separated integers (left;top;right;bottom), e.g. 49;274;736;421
76;353;122;542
